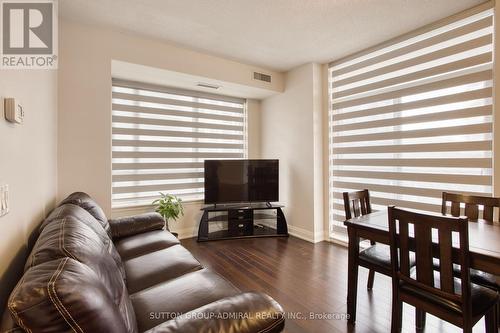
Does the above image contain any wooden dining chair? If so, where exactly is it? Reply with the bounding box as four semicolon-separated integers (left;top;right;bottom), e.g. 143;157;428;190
388;206;499;333
441;192;500;327
441;192;500;223
343;190;400;290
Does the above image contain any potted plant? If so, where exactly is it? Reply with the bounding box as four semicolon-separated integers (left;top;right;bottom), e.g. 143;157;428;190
152;193;184;237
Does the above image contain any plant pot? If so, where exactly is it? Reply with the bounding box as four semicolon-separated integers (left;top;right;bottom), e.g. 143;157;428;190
163;219;178;238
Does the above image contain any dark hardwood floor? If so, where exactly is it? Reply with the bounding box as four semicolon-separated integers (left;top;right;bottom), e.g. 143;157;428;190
181;236;491;333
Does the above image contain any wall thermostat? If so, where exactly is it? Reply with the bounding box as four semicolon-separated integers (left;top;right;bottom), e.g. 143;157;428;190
4;98;24;124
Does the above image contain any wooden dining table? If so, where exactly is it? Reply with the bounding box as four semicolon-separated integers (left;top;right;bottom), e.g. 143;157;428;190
344;209;500;324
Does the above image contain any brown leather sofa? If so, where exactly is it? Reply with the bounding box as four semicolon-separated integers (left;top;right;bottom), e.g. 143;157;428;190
2;192;285;333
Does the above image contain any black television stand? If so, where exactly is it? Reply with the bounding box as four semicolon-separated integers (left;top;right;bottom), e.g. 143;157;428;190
197;203;288;242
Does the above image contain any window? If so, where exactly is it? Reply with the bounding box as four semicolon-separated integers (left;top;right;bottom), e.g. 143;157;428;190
328;3;493;239
111;80;247;208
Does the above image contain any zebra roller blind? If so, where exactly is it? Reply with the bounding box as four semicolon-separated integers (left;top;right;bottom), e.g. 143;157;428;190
328;3;494;234
112;80;247;208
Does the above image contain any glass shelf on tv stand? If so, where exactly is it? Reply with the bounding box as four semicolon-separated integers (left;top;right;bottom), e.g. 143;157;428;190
201;202;283;212
197;202;288;242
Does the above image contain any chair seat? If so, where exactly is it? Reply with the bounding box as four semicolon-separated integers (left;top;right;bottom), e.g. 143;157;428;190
468;269;499;290
432;259;499;291
359;244;415;271
400;270;499;318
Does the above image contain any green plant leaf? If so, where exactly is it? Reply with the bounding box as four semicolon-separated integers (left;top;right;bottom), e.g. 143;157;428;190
152;192;185;223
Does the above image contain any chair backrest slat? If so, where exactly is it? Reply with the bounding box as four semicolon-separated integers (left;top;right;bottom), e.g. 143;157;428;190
483;205;494;221
438;226;454;294
360;198;367;215
442;192;500;222
353;199;360;217
414;222;434;287
450;201;461;217
399;221;411;276
464;203;479;221
388;206;470;310
343;189;371;221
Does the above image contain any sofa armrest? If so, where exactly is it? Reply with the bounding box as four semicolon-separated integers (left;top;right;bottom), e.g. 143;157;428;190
145;292;285;333
109;212;165;239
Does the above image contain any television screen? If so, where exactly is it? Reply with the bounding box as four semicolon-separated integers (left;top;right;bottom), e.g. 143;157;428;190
204;159;279;204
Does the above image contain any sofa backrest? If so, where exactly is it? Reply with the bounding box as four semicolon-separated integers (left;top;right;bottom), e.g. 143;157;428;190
60;192;111;236
9;258;132;333
7;193;137;333
38;203;126;279
25;216;125;300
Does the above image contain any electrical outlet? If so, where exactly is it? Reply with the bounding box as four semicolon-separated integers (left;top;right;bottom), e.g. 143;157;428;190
0;185;9;217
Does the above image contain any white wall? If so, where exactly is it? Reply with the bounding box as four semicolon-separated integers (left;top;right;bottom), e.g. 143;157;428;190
261;63;325;243
0;70;57;308
58;20;276;237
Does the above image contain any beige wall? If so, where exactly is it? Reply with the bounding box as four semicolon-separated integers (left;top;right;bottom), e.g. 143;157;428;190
261;63;325;242
312;64;326;241
247;99;262;159
58;20;275;237
0;70;58;308
321;64;331;241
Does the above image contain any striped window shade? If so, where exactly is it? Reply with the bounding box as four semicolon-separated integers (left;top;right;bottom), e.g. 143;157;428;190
328;3;494;237
112;80;247;208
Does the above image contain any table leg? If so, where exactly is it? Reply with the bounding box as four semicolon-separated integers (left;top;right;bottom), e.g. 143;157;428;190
347;227;359;324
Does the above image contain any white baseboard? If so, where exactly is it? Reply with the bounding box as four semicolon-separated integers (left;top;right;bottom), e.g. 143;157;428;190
174;224;326;243
328;236;348;247
287;225;326;243
173;225;198;240
112;220;330;245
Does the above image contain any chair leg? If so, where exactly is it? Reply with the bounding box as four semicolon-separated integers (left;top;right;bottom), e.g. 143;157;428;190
484;306;496;333
347;230;359;324
496;302;499;328
462;326;472;333
462;314;473;333
391;300;402;333
415;308;426;330
367;270;375;290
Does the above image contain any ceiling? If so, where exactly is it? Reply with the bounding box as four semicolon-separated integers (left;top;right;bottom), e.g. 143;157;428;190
60;0;484;72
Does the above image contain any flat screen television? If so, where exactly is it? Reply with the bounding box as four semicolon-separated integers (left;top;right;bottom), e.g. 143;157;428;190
204;159;279;204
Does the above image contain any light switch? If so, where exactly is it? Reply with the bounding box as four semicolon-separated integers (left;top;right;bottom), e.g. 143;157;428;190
0;185;9;217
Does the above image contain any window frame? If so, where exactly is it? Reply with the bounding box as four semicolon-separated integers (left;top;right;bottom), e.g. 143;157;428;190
327;2;494;240
111;79;248;209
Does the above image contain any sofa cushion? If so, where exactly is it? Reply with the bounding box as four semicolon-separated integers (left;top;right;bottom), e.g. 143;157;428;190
8;258;137;333
115;230;180;260
130;269;240;331
125;245;202;294
38;203;126;279
60;192;111;236
143;292;285;333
